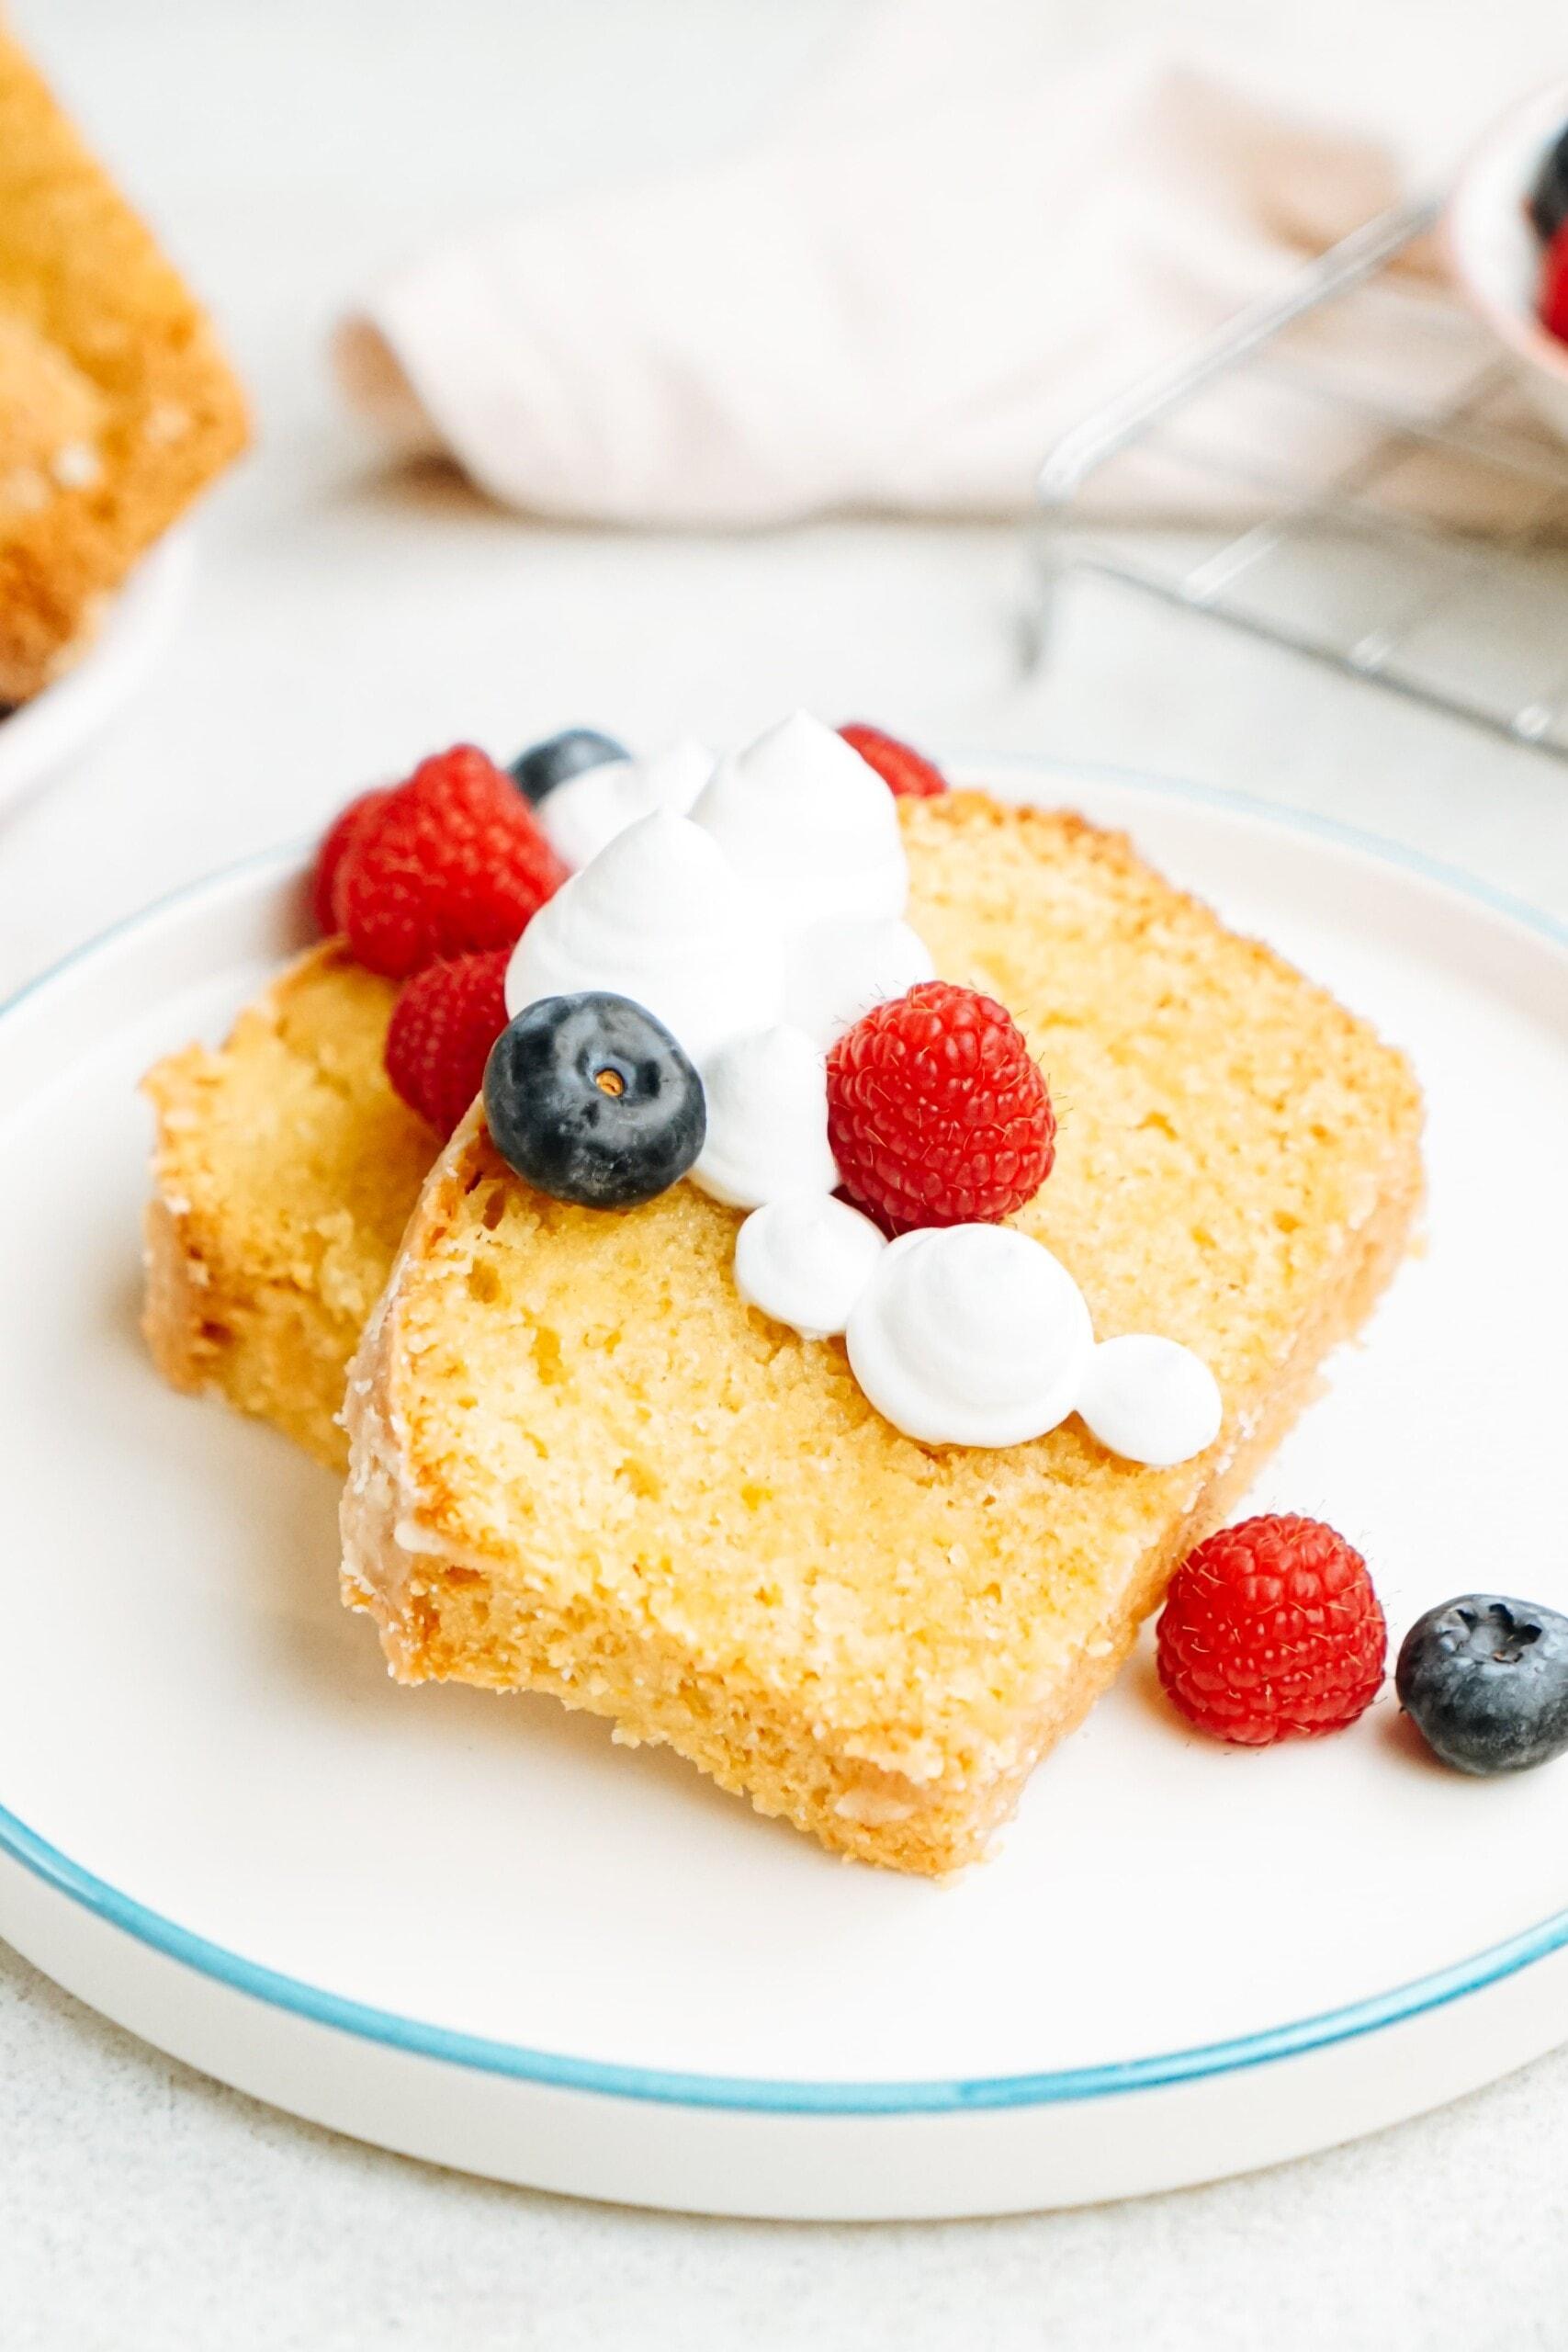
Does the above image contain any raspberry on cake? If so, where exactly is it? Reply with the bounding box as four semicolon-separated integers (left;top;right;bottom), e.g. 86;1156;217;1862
310;787;391;935
839;721;949;799
827;980;1055;1233
337;745;567;978
385;948;511;1137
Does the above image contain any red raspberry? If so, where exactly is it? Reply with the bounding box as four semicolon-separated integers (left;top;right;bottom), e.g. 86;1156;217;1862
1541;224;1568;343
337;744;567;978
1157;1514;1386;1747
827;980;1055;1233
839;722;948;799
384;948;511;1136
310;787;390;934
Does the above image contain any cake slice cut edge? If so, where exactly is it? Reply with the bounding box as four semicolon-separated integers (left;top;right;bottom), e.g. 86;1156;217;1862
141;940;434;1467
337;792;1426;1875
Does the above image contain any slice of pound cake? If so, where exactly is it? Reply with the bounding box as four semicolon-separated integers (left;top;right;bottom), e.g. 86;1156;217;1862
338;785;1423;1874
143;943;433;1466
0;28;248;700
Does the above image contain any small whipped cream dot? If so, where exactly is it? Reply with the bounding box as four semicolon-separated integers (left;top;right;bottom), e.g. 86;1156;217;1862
691;1025;838;1210
735;1194;887;1340
504;810;780;1066
693;711;907;935
783;914;936;1048
1077;1335;1223;1468
538;738;714;872
846;1225;1093;1448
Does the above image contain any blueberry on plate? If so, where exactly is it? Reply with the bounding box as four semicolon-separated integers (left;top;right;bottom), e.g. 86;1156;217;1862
1529;122;1568;242
484;991;705;1209
1395;1594;1568;1775
508;729;628;808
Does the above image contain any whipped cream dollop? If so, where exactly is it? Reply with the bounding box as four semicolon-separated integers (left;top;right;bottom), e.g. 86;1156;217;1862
846;1226;1094;1448
505;811;780;1067
691;1025;838;1209
734;1193;887;1340
538;737;714;872
692;711;907;936
837;1227;1221;1460
783;914;936;1049
1077;1334;1223;1469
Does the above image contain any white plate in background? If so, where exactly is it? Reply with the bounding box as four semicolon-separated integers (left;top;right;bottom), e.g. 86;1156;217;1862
0;534;192;823
1446;76;1568;442
0;763;1565;2219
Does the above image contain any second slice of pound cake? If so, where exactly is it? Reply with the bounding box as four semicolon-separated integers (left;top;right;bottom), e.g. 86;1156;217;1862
143;943;432;1466
340;790;1424;1874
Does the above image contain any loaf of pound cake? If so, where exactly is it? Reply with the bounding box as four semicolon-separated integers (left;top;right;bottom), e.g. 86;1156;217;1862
0;28;248;702
144;790;1423;1871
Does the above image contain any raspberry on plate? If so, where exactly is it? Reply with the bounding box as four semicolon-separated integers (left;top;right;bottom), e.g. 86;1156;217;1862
1157;1514;1386;1747
337;744;568;978
1541;223;1568;345
385;948;512;1136
826;979;1055;1233
310;787;390;935
838;722;948;799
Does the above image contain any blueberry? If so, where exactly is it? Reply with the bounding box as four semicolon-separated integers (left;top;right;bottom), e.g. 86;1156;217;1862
1529;123;1568;241
508;729;628;808
1396;1594;1568;1775
484;992;705;1209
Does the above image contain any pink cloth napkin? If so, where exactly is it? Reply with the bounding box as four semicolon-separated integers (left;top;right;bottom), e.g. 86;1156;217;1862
335;17;1405;526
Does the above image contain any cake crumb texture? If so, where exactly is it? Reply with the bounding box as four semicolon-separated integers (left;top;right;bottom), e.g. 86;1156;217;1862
340;793;1426;1873
142;943;433;1466
0;27;248;701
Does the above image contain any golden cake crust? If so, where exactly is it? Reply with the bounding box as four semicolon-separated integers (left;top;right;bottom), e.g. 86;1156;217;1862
337;793;1426;1873
0;28;249;700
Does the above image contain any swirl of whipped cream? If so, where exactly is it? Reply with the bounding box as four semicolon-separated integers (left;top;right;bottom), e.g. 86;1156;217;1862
691;1025;838;1209
846;1226;1093;1448
1077;1335;1223;1468
504;811;780;1066
735;1193;887;1340
783;913;936;1048
692;711;908;935
538;738;714;872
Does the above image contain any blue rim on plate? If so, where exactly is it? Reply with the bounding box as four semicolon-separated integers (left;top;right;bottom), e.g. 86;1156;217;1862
3;765;1566;2118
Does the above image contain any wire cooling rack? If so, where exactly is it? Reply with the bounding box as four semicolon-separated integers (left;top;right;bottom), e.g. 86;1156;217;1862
1033;197;1568;760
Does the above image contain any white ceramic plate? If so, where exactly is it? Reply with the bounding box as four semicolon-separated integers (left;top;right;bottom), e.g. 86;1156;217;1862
0;535;191;822
1;765;1566;2221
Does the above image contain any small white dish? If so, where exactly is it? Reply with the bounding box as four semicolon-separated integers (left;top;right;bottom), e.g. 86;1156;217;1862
0;534;192;824
1;764;1566;2219
1446;77;1568;441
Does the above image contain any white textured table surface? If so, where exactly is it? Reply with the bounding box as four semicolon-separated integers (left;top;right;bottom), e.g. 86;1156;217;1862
4;4;1568;2346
